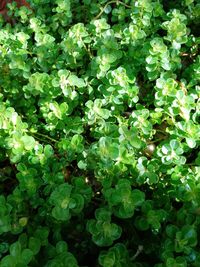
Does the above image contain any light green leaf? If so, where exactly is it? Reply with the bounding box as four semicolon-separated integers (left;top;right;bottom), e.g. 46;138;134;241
21;135;35;150
68;75;86;88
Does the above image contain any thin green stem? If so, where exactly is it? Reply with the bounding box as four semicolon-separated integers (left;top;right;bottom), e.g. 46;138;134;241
155;129;168;134
30;134;52;145
115;0;132;8
80;37;93;59
186;163;197;166
131;245;143;261
94;0;131;20
30;132;58;143
147;138;166;144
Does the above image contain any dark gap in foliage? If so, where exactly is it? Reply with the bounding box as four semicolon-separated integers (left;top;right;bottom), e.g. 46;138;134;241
0;160;18;196
185;147;199;165
156;28;167;38
171;200;183;210
162;0;183;12
188;22;200;37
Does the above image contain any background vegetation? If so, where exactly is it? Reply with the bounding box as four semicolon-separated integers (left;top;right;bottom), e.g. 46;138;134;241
0;0;199;266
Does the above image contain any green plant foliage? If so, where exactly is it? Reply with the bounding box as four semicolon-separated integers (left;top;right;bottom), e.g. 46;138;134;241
103;179;145;218
0;0;199;266
87;208;122;247
98;243;133;267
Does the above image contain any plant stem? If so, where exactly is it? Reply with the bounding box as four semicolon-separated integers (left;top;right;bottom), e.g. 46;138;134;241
155;129;168;134
147;138;166;144
131;245;143;261
30;134;51;145
30;132;58;143
94;0;131;20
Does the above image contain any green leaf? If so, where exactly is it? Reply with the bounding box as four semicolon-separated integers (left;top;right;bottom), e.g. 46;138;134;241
0;255;15;267
44;145;54;158
10;242;21;257
132;189;145;206
185;138;196;148
21;135;35;150
77;160;87;170
49;102;62;119
96;108;110;119
52;206;70;221
21;249;33;264
34;227;49;246
56;241;68;254
28;237;41;255
129;136;142;149
68;75;85;88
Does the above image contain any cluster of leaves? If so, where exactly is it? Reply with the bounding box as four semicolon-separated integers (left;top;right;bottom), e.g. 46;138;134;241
0;0;199;266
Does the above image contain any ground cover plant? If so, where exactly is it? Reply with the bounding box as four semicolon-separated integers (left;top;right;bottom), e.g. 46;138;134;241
0;0;200;266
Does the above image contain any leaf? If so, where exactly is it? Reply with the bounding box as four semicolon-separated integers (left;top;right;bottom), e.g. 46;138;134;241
132;189;145;206
186;138;196;148
181;225;197;247
170;139;179;150
52;206;71;221
129;136;142;149
60;102;69;114
96;108;110;119
21;135;35;150
77;160;87;170
44;145;54;158
28;237;41;255
95;208;111;221
21;248;33;264
19;217;28;227
0;255;15;267
72;194;84;213
34;227;49;246
68;75;86;88
49;102;62;119
10;242;21;257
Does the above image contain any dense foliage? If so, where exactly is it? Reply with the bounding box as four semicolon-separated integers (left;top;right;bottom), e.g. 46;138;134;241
0;0;199;266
